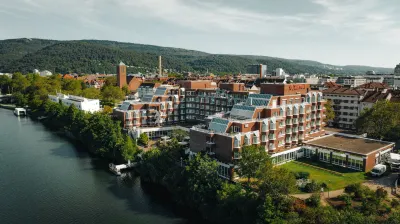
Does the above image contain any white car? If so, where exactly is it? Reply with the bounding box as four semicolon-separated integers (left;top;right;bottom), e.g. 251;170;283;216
371;164;387;177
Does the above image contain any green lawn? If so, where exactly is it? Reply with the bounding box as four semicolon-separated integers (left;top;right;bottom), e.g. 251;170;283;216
280;161;367;191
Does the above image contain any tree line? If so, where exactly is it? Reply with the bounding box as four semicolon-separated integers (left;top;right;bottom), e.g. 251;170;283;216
0;72;139;162
140;144;400;223
356;101;400;141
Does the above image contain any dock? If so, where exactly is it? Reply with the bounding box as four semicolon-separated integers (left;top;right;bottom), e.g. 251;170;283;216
109;161;138;176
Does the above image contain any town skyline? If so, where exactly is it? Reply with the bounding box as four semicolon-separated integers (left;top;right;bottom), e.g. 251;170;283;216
1;0;400;68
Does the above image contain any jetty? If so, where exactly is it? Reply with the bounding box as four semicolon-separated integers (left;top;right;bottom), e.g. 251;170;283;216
109;161;138;176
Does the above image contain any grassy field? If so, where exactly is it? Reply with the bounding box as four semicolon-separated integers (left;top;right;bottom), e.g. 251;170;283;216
281;161;367;191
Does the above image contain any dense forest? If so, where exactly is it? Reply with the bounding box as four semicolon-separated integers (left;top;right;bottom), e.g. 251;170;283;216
0;38;393;75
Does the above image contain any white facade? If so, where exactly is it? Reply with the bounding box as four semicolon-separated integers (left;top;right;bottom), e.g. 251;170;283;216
337;76;367;87
275;68;285;77
323;93;362;129
40;70;53;77
48;93;101;113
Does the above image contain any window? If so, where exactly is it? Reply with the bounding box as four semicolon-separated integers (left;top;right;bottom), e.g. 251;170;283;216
233;126;240;133
262;135;267;142
319;151;330;163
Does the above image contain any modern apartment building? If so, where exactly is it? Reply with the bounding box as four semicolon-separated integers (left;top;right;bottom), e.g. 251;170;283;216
322;87;365;129
137;82;161;99
48;93;101;113
336;76;367;88
190;83;326;165
184;83;250;122
113;85;184;129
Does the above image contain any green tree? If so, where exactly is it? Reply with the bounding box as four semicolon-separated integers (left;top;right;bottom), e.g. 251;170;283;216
355;101;400;140
169;129;188;142
122;85;130;95
138;133;149;146
11;72;30;93
121;136;139;162
13;92;28;107
81;88;101;99
101;85;125;106
324;99;335;122
306;193;321;207
237;145;271;183
185;154;222;207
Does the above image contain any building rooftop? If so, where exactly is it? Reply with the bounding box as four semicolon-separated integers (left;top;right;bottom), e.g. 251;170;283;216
323;87;365;95
305;134;394;156
361;91;390;103
357;82;389;89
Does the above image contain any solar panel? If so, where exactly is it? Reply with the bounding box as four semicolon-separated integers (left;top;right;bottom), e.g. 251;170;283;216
154;87;167;95
245;94;273;106
209;118;229;133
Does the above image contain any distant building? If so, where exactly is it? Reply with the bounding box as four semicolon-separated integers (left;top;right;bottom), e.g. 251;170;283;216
48;93;101;113
117;62;127;88
246;64;267;78
39;70;52;77
395;64;400;76
336;76;366;88
116;62;143;92
275;68;285;77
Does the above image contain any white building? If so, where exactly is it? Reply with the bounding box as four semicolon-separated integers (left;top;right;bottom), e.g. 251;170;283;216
275;68;285;77
336;76;367;88
322;88;366;129
40;70;53;77
48;93;101;113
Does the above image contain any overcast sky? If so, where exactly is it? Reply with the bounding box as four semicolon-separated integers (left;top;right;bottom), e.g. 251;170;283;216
1;0;399;68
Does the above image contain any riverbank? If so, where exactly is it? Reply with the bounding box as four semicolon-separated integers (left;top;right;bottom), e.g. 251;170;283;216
0;104;16;110
0;109;191;224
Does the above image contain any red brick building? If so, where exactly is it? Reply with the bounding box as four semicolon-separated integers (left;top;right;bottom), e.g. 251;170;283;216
190;83;326;163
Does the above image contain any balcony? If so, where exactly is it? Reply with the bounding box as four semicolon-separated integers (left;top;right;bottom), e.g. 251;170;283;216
300;109;305;115
269;135;276;140
270;124;276;130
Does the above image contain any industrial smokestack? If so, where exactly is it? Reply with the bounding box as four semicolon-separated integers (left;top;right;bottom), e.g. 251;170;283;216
158;56;162;76
259;64;262;78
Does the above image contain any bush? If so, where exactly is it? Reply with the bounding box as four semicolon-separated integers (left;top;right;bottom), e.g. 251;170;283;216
304;180;320;193
294;171;310;180
375;187;388;201
339;194;352;207
306;193;321;207
391;199;400;208
344;183;373;199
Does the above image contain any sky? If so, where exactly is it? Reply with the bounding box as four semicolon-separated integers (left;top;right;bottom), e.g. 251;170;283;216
1;0;399;68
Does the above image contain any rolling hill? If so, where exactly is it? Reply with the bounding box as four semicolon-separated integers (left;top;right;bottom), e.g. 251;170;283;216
0;38;393;75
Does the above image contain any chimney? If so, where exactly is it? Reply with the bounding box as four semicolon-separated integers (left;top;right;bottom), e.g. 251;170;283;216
259;64;262;79
158;56;162;76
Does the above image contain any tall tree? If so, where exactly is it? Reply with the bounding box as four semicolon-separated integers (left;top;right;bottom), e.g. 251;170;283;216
237;145;271;183
324;99;335;122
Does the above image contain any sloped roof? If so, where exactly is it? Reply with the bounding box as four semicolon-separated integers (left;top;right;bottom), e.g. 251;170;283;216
361;91;390;103
358;82;389;89
322;87;365;95
324;81;341;88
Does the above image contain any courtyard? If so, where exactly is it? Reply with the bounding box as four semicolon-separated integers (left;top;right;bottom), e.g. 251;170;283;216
281;160;367;191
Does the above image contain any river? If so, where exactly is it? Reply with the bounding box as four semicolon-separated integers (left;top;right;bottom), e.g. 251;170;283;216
0;109;195;224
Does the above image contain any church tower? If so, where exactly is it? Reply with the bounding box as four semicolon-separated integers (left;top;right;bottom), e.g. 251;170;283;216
117;62;127;88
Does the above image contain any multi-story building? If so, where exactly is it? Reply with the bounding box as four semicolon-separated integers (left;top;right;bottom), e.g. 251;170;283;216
113;85;184;129
246;64;267;78
48;93;101;113
322;87;366;129
184;83;250;122
336;76;367;88
395;64;400;76
190;83;326;165
137;82;161;99
275;68;285;77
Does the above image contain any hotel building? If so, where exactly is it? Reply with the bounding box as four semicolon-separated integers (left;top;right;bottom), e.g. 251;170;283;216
189;83;326;164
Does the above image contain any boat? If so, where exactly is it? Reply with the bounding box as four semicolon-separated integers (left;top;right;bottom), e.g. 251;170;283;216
109;161;138;176
14;108;27;116
109;163;122;176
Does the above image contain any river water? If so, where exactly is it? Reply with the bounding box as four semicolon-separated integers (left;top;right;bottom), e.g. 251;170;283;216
0;109;193;224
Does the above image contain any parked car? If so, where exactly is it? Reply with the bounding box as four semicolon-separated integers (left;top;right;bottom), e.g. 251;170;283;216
371;164;387;177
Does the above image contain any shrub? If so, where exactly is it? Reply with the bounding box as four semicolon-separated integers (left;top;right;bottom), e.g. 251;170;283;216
294;171;310;180
306;193;321;207
304;180;320;193
391;199;400;208
344;183;373;199
375;187;388;201
339;194;352;207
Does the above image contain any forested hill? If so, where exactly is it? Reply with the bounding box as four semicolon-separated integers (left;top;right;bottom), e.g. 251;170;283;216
0;38;393;75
